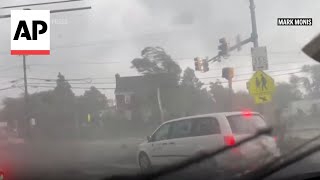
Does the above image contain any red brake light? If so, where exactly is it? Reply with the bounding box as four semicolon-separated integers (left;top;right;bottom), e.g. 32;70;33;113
224;135;236;146
242;109;252;118
273;136;277;142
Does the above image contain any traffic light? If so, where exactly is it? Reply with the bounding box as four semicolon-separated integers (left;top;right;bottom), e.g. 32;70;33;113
194;57;209;72
202;59;209;72
222;67;234;80
194;57;200;71
218;37;229;57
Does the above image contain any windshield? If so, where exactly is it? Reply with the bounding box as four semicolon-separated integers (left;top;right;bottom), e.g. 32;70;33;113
0;0;319;180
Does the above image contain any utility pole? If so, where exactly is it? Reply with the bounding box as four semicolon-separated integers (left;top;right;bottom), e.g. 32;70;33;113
23;55;30;138
157;88;164;123
23;56;28;101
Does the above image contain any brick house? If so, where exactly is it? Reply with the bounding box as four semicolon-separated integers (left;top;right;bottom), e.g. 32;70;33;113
114;73;177;122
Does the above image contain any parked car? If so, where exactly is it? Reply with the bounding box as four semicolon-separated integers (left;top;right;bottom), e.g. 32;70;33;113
137;111;280;174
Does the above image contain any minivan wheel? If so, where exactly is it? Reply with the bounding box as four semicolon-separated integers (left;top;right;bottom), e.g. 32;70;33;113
139;152;152;172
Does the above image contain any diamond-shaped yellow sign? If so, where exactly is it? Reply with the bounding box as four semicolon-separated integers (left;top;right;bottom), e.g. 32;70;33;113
253;94;272;104
248;71;275;95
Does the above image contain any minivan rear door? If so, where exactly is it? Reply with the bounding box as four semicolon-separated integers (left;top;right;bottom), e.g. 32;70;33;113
226;114;279;162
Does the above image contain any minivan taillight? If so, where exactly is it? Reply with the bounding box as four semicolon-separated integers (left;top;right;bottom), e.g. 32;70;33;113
273;136;277;142
224;135;236;146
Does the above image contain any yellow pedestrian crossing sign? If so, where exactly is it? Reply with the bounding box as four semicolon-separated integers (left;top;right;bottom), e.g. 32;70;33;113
253;94;272;104
248;71;275;104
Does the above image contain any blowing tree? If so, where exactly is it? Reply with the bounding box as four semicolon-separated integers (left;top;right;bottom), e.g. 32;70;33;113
131;46;182;79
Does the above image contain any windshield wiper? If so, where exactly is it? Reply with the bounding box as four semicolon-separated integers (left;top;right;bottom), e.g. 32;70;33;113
102;127;272;180
234;133;320;180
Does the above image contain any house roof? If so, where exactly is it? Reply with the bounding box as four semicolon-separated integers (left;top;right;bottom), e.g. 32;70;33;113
115;73;178;94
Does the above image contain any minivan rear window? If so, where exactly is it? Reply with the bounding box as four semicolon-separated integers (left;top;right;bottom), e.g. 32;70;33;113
227;115;266;134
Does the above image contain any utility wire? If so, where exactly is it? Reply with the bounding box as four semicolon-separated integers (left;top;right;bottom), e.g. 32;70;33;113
204;71;304;85
0;70;305;94
28;77;91;82
0;67;307;89
21;59;311;67
22;70;304;88
0;0;84;9
26;85;115;90
0;86;16;91
63;67;306;83
27;82;115;85
199;68;303;80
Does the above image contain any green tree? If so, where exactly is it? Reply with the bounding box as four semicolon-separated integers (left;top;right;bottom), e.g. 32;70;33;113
131;47;182;79
54;72;74;98
45;73;76;139
273;82;303;110
76;86;107;124
209;80;231;112
232;91;256;111
180;67;203;89
82;86;107;112
162;68;214;119
299;64;320;98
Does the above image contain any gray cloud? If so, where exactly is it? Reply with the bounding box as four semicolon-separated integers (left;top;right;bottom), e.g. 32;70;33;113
0;0;319;100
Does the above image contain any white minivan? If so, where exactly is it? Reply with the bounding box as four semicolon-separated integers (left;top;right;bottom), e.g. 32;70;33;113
137;111;280;174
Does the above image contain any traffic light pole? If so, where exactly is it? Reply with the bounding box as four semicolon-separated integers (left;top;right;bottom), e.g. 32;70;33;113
249;0;265;117
249;0;259;48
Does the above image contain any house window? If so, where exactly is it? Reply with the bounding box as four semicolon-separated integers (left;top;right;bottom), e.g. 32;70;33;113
125;95;131;104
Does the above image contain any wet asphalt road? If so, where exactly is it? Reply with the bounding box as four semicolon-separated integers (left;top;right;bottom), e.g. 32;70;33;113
3;140;320;180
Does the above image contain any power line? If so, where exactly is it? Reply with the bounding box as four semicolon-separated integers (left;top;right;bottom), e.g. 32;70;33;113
21;66;307;86
28;77;91;82
27;82;115;85
199;67;303;80
0;33;306;56
23;69;305;88
0;70;306;92
0;0;84;9
22;59;309;67
204;70;304;85
27;85;115;90
0;86;15;91
0;6;91;19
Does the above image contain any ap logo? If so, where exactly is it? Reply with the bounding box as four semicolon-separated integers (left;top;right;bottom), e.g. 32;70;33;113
11;10;50;55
